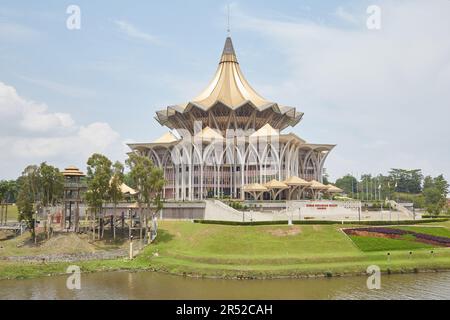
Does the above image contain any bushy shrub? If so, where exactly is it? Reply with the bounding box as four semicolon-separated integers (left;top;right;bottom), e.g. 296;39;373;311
395;192;425;208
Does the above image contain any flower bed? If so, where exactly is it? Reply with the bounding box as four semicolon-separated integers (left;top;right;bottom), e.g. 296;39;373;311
344;227;450;247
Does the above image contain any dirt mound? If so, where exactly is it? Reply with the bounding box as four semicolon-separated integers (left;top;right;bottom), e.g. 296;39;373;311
40;233;96;254
267;226;301;237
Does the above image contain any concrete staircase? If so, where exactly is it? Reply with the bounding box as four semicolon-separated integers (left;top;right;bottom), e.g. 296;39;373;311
388;201;420;220
204;200;244;222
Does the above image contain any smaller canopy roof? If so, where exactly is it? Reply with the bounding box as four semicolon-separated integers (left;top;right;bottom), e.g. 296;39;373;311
326;185;344;193
120;183;138;195
250;123;279;138
243;183;268;192
308;180;329;190
110;179;138;195
264;179;288;190
153;132;179;144
283;176;312;187
195;126;223;141
62;166;85;177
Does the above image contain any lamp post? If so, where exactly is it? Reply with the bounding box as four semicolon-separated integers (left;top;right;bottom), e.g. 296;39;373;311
34;209;38;244
129;235;134;260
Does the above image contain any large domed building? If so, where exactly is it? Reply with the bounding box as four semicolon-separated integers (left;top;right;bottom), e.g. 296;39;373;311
128;37;335;201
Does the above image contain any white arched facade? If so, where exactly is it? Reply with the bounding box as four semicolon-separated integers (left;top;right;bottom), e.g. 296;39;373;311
131;135;334;201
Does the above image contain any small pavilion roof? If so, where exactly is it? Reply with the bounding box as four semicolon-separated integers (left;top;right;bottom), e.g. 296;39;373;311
282;176;312;187
243;183;268;192
308;180;329;190
62;166;85;177
120;183;138;195
264;179;288;190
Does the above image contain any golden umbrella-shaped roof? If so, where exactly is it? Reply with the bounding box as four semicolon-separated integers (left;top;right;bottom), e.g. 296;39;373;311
326;185;344;194
190;37;271;110
283;176;312;187
243;183;268;192
264;179;288;190
308;180;329;190
154;37;303;131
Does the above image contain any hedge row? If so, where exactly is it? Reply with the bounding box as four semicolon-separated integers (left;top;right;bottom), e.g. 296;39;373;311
422;215;450;219
193;218;449;226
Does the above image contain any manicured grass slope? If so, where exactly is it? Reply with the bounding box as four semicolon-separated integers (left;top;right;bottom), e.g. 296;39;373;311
142;222;450;277
2;221;450;280
153;222;359;261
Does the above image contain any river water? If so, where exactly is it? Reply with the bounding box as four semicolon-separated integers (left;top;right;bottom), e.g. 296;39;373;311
1;271;449;300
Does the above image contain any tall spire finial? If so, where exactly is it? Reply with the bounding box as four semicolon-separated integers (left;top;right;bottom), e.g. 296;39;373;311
220;37;237;64
227;4;231;35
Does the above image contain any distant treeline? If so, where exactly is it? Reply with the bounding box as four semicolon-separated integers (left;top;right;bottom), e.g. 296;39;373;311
332;169;448;215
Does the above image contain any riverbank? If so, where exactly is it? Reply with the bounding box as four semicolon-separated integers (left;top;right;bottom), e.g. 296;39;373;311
1;220;450;280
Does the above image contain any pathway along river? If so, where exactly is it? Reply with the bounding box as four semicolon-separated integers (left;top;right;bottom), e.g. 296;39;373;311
1;271;450;299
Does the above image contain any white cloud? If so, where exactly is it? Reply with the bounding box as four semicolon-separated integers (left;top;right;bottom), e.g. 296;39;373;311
0;22;38;41
0;82;123;178
17;75;97;99
334;7;359;25
0;82;75;134
234;0;450;180
114;20;160;44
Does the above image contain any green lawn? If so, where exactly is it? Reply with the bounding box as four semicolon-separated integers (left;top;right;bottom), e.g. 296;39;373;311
1;205;19;222
152;222;360;262
2;220;450;280
348;235;434;252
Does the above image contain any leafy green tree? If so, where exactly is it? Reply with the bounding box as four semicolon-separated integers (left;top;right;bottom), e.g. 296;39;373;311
85;154;113;239
335;175;358;197
389;169;423;194
109;161;124;239
423;175;449;215
39;162;64;207
126;153;165;243
16;179;34;232
123;171;136;189
16;165;41;241
0;180;18;203
322;173;330;186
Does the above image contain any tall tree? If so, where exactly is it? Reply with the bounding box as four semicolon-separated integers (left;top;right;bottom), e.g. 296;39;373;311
85;154;113;240
389;169;423;194
123;171;136;189
16;165;41;242
423;175;449;215
0;180;18;203
109;161;124;239
126;154;164;243
39;162;64;207
335;174;358;197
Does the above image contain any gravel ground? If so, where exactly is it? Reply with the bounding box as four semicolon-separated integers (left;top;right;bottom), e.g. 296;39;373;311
0;249;127;263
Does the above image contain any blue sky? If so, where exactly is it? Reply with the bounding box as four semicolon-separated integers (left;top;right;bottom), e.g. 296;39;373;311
1;0;450;182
